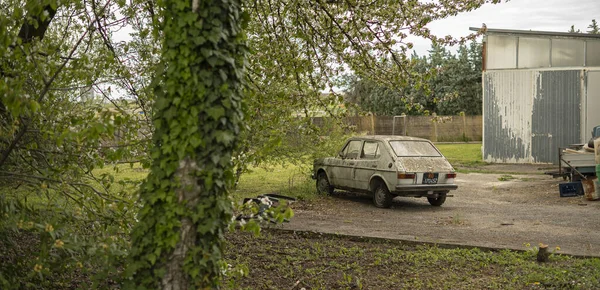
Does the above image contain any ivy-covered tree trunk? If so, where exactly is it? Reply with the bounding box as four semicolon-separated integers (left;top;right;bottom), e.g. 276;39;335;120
127;0;246;288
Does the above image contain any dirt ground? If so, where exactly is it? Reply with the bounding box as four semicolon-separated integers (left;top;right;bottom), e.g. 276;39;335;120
279;164;600;257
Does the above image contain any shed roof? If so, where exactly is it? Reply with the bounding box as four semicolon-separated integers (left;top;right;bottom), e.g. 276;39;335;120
469;27;600;40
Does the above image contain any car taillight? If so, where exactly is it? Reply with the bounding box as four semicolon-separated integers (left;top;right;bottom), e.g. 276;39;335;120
398;173;416;179
446;173;457;178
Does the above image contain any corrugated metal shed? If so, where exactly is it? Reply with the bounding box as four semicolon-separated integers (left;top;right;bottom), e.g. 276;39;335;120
479;27;600;164
483;70;585;163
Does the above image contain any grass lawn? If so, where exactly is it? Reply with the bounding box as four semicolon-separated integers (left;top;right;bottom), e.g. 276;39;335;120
87;162;316;201
435;143;484;167
233;164;315;201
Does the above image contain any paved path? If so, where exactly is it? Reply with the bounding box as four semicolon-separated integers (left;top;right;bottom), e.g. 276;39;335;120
281;172;600;257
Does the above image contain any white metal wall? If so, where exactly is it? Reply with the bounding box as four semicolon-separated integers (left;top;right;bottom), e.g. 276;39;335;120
483;71;535;163
483;69;588;164
586;71;600;140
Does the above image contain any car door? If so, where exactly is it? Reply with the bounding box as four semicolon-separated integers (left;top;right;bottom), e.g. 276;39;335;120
330;140;362;188
352;141;381;190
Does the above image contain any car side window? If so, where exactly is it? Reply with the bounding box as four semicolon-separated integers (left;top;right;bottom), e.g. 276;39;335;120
341;140;362;159
361;141;380;159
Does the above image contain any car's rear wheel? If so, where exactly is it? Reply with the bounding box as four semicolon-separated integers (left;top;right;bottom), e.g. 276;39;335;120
373;181;392;208
316;172;334;195
427;194;446;206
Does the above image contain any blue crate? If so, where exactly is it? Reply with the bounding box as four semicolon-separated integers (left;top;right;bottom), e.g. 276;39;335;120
559;182;584;197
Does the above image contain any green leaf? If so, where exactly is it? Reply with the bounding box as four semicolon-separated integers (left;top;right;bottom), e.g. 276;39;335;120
190;136;203;148
214;130;235;145
29;100;40;112
207;107;224;120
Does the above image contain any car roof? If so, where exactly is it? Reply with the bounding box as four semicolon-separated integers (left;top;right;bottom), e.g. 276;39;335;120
348;135;432;142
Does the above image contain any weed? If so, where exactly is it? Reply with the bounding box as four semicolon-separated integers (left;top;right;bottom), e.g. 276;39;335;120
452;213;464;225
498;175;516;181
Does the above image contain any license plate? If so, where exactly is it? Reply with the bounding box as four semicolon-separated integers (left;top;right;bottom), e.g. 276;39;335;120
422;173;439;184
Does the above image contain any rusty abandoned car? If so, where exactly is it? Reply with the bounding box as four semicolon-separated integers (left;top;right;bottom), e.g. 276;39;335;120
313;136;458;208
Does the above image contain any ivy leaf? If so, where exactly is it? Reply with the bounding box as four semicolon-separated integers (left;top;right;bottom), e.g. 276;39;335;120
190;136;203;148
207;107;224;120
214;130;234;145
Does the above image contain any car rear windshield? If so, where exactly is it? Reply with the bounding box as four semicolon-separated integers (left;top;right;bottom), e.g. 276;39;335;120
389;141;442;157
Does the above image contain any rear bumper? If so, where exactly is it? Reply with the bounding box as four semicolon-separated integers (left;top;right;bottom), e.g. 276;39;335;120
394;184;458;192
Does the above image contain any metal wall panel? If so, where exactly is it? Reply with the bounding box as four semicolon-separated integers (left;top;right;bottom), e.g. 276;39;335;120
518;38;550;68
532;71;581;163
586;71;600;139
483;71;535;163
586;41;600;66
487;35;517;69
552;39;585;67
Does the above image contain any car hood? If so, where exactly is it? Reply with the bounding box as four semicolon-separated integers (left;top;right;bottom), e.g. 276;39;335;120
396;157;454;172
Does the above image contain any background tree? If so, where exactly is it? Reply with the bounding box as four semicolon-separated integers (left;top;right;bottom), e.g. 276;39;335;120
344;41;483;116
569;20;599;34
588;19;599;34
568;25;582;33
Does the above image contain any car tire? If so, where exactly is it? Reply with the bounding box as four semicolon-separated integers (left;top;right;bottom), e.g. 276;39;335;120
372;181;393;208
427;194;446;206
316;172;334;195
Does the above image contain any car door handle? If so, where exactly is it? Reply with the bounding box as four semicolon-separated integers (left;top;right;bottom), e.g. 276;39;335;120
371;165;377;168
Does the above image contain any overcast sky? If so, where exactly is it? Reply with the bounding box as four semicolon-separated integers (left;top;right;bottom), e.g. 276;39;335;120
408;0;600;55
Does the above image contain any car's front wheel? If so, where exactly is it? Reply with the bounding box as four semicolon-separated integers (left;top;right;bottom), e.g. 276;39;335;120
427;194;447;206
316;172;334;195
372;181;393;208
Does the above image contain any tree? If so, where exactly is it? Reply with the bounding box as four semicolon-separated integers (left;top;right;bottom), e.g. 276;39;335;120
0;0;147;210
568;25;582;33
437;41;483;115
588;19;599;34
344;41;483;116
125;0;246;288
0;1;153;286
235;0;502;167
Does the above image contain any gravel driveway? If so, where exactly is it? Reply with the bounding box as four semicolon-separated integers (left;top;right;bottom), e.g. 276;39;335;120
281;172;600;257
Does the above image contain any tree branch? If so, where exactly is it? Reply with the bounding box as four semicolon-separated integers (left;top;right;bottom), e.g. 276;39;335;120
0;1;112;169
17;4;58;43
